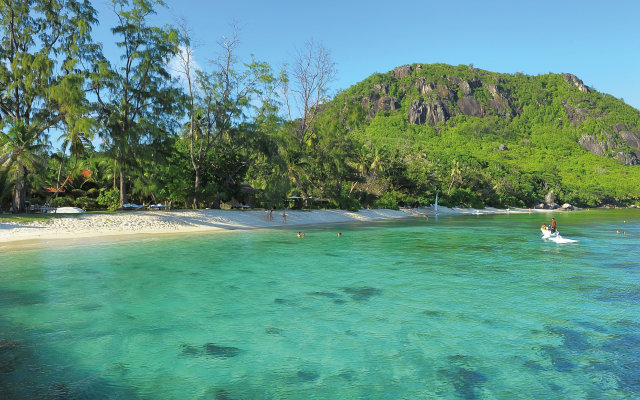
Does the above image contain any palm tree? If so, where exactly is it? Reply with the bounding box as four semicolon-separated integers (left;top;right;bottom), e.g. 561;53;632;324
85;155;118;191
50;122;94;198
0;120;47;212
348;146;386;194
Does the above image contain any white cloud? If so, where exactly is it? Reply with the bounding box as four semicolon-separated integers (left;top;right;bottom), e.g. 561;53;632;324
168;45;201;89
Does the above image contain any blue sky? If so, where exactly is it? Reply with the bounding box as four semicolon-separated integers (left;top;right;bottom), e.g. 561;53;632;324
91;0;640;110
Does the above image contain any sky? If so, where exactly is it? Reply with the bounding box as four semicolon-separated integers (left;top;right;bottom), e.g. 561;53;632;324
91;0;640;110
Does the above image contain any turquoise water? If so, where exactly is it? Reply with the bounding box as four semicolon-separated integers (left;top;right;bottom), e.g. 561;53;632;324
1;210;639;399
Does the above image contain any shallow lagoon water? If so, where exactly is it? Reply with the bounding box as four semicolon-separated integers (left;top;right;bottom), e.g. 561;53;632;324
1;210;639;399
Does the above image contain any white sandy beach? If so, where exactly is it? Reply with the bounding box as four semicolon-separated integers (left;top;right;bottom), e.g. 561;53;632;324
0;206;554;245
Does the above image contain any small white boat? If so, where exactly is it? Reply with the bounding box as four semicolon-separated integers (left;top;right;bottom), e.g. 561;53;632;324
54;207;86;214
540;225;557;238
540;225;577;243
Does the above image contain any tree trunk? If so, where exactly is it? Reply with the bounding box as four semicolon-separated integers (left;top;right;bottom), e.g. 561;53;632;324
55;158;63;198
192;167;201;209
52;157;78;199
12;164;27;213
113;159;117;190
119;167;127;206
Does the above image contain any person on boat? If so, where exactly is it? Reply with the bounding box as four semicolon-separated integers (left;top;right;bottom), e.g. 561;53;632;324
550;218;557;233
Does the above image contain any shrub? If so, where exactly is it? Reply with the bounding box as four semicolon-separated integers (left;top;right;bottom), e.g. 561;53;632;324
448;188;484;208
75;196;98;211
376;192;399;210
70;189;86;198
50;196;74;208
338;194;361;212
97;189;120;211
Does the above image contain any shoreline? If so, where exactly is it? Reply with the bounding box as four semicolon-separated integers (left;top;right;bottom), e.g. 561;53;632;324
1;206;556;246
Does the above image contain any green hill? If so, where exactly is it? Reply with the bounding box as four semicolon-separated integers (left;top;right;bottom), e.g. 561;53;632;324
311;63;640;208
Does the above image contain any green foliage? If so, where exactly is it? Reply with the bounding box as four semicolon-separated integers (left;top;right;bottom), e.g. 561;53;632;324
0;119;48;211
0;0;99;212
447;188;483;208
2;4;639;220
97;189;121;211
180;39;280;209
50;196;74;208
91;0;182;206
74;196;98;211
376;192;400;210
329;64;640;208
70;189;87;198
335;183;362;211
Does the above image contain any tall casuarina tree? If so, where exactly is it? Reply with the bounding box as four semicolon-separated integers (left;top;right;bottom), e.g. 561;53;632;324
0;0;99;212
91;0;181;206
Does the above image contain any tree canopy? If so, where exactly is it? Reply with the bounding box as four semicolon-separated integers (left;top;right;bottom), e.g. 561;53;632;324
0;0;99;211
1;5;639;213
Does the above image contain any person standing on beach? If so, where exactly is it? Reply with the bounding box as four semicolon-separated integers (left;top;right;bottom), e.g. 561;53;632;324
282;209;287;224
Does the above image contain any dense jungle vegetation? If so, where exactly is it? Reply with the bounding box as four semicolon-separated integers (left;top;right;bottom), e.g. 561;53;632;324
2;1;639;213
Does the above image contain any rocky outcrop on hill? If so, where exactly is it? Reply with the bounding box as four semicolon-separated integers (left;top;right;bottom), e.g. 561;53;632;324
617;152;639;165
408;100;425;124
361;94;400;117
417;78;435;97
393;65;413;80
457;96;483;117
561;99;640;164
354;63;640;166
361;65;516;126
412;76;513;124
563;99;592;125
372;83;389;94
613;124;640;149
577;123;640;166
578;131;640;165
448;76;480;95
485;83;513;118
411;68;513;125
563;73;590;93
408;100;448;125
578;133;616;157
